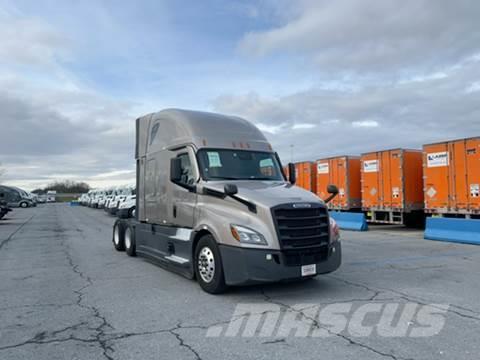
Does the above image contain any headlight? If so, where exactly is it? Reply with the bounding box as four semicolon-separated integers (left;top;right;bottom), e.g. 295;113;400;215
230;224;267;246
329;217;340;242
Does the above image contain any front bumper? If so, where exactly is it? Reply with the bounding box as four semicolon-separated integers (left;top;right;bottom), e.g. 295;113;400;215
219;242;341;286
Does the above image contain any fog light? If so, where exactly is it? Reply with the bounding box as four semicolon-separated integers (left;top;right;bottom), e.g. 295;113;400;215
266;254;272;261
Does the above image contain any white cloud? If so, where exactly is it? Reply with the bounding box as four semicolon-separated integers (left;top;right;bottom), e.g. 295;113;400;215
465;81;480;93
352;120;379;128
292;123;316;130
239;0;480;74
0;17;68;67
213;60;480;163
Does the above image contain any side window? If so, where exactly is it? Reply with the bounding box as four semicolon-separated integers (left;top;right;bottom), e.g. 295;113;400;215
177;153;195;186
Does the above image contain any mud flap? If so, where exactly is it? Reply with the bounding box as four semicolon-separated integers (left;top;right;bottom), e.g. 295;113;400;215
329;211;368;231
424;217;480;245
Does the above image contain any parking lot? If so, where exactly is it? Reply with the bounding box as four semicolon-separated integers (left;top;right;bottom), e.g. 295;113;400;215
0;204;479;360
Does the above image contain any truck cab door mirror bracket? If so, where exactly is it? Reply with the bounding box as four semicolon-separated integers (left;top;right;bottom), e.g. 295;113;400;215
324;184;339;204
288;163;296;184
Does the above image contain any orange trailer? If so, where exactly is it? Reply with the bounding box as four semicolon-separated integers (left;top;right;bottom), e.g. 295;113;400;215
361;149;424;224
294;162;316;193
316;156;361;210
423;137;480;215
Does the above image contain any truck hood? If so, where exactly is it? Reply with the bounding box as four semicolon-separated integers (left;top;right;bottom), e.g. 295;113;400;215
202;181;325;208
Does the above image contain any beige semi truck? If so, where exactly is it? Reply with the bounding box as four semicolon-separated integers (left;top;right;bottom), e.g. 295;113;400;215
113;109;341;293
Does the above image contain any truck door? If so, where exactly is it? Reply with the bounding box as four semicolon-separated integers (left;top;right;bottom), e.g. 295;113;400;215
168;147;198;228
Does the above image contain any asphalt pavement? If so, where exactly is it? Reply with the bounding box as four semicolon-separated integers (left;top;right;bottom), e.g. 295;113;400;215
0;204;479;360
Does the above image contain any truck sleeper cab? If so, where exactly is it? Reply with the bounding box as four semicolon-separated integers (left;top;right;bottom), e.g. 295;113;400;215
113;109;341;293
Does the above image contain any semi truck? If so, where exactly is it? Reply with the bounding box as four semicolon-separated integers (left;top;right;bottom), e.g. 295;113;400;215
113;109;341;293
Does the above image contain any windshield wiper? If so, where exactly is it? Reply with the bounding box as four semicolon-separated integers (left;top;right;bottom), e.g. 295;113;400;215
248;177;278;180
208;176;240;180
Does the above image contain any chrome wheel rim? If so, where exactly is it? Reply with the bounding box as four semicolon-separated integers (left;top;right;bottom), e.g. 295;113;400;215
125;228;131;249
114;225;120;245
198;246;215;283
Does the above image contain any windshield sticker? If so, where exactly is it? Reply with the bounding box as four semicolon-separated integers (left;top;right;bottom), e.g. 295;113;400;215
207;152;222;168
260;158;274;168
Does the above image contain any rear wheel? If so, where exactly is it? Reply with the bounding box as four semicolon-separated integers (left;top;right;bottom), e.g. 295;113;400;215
128;206;136;218
194;235;227;294
125;224;136;256
113;220;126;251
20;201;29;208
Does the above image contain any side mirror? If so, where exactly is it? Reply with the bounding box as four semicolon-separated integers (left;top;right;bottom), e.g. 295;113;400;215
327;184;339;195
288;163;296;184
170;158;182;183
324;184;339;204
224;184;238;196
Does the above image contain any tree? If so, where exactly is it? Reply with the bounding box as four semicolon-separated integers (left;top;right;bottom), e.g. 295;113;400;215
43;180;90;194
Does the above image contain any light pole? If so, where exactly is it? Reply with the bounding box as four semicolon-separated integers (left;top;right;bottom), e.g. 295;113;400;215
290;144;294;163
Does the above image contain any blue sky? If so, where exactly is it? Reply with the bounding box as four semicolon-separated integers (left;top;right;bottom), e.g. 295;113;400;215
1;0;480;189
5;0;308;106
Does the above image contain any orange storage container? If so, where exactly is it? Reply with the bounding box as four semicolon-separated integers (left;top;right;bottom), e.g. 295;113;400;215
315;156;361;210
361;149;424;224
423;137;480;215
294;162;316;193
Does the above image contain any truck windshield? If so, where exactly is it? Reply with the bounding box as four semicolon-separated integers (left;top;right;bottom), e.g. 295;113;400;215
197;149;284;181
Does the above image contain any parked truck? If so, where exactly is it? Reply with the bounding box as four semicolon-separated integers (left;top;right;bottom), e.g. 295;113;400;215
112;109;341;293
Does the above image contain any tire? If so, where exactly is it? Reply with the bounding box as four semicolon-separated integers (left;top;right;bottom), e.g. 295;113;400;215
112;220;126;251
20;202;29;208
194;235;227;294
128;206;136;218
125;224;136;257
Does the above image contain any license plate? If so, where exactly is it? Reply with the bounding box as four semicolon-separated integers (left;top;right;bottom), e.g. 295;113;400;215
301;264;316;277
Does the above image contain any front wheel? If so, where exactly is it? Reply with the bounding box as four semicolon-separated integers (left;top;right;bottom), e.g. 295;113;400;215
194;235;227;294
20;202;29;208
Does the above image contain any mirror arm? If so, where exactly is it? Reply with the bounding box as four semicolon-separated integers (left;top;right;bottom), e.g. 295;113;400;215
324;193;338;204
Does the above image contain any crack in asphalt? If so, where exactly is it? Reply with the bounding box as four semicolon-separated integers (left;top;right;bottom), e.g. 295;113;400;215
61;211;116;360
329;275;480;321
259;288;412;360
170;326;203;360
0;214;35;250
262;338;288;345
0;302;76;312
0;206;120;358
